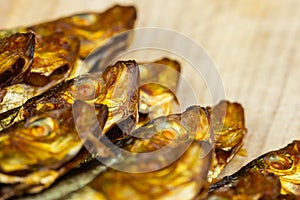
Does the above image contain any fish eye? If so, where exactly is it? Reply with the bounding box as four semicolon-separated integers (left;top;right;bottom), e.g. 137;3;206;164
27;117;56;137
265;153;293;171
72;75;103;101
78;82;95;98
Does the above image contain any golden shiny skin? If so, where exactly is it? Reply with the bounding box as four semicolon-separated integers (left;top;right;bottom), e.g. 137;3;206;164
209;140;300;197
207;101;247;182
138;83;179;127
64;106;212;200
0;5;136;59
0;32;35;89
0;5;137;115
207;170;298;200
0;32;79;114
0;107;82;198
139;58;181;93
0;60;139;134
138;58;181;127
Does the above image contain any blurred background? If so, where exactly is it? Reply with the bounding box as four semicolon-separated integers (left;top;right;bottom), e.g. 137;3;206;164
0;0;299;176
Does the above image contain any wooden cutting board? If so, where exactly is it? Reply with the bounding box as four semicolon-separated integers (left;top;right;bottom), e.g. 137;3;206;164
0;0;299;176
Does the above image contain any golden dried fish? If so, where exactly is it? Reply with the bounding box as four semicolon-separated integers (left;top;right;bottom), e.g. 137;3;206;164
0;32;79;114
0;44;248;199
25;32;79;86
68;60;140;148
63;106;213;200
0;60;139;135
66;142;211;200
128;105;211;155
30;5;136;59
206;170;298;200
138;58;181;126
99;60;139;134
10;100;247;199
209;140;300;197
138;83;179;127
0;5;137;114
0;102;108;199
139;57;181;92
207;100;247;182
15;158;110;200
0;32;35;89
0;5;137;59
1;101;109;200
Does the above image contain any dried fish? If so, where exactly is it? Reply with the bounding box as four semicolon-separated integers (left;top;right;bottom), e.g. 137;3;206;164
138;58;181;126
65;142;211;200
206;170;298;200
26;32;80;86
139;58;181;92
0;32;35;89
208;101;247;182
209;140;300;197
63;106;213;200
0;5;137;59
0;32;79;114
0;18;249;198
126;106;211;150
99;60;139;134
15;159;110;200
30;5;136;59
0;5;137;114
0;3;262;200
0;60;139;135
0;103;107;199
138;83;179;127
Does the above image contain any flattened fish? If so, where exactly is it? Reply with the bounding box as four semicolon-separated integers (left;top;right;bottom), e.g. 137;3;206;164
0;32;35;89
0;104;107;199
138;83;179;127
0;5;137;114
99;60;139;134
139;57;181;92
0;5;137;59
138;58;181;126
209;140;300;197
62;106;213;200
0;32;79;114
64;142;211;200
0;60;139;137
207;101;247;182
206;170;298;200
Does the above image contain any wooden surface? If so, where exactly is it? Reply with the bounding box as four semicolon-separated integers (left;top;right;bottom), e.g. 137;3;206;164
0;0;299;176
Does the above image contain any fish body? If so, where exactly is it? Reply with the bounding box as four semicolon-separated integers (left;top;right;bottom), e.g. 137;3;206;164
0;32;35;89
209;140;300;197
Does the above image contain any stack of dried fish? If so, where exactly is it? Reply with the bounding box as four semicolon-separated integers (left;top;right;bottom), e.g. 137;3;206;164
0;5;136;117
0;4;299;200
0;5;138;199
